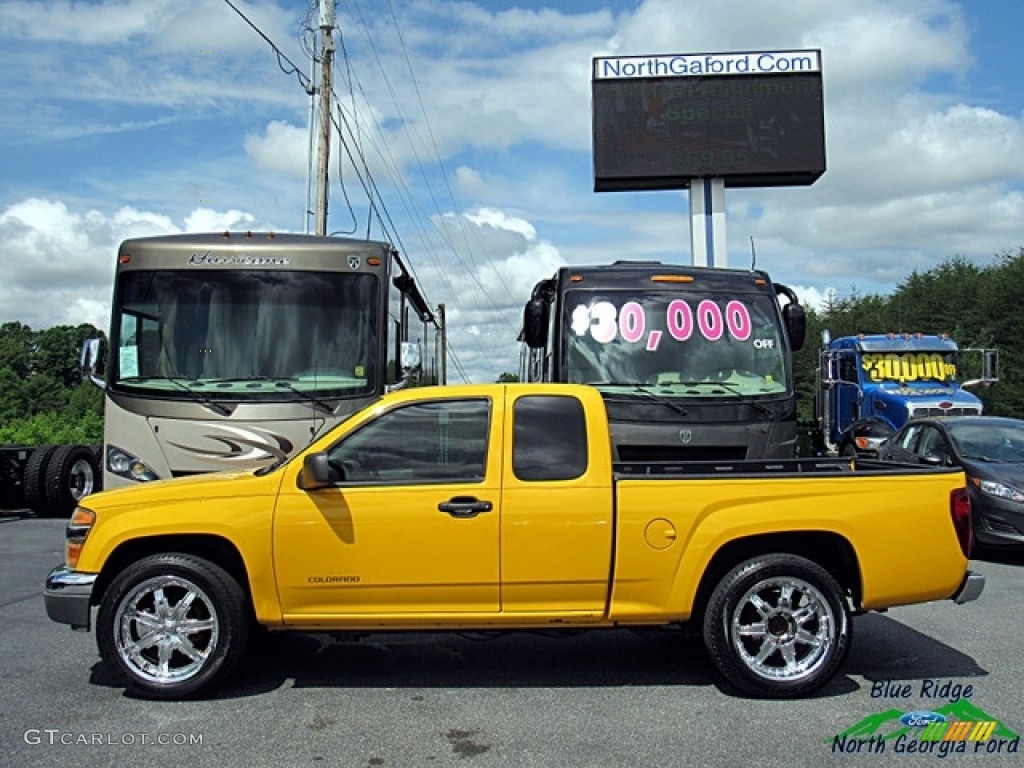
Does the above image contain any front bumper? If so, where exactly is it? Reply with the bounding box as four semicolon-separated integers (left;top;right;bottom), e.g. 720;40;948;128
952;570;985;605
45;565;97;631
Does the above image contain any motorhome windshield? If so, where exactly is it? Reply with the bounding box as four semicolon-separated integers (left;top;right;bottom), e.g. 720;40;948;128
112;270;380;400
563;290;789;397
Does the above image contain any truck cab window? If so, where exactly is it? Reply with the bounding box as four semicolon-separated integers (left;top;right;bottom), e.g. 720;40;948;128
328;399;489;484
512;396;588;481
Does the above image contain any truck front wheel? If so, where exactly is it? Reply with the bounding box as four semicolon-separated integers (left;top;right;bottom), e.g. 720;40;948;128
96;554;250;699
703;554;850;698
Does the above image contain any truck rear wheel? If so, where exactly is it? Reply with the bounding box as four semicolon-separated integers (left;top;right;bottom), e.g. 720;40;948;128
43;444;99;518
703;554;850;698
23;445;58;516
96;554;250;699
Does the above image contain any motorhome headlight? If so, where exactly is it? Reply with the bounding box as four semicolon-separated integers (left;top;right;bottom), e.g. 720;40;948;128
107;445;158;482
974;477;1024;503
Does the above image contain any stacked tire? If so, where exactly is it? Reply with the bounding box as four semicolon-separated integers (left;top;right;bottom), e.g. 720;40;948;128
23;444;102;518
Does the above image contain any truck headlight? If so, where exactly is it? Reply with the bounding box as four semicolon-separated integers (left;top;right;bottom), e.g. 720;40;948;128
66;506;96;567
974;477;1024;503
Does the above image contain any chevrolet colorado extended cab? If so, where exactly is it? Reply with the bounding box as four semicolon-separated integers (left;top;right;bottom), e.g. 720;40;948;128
45;383;983;699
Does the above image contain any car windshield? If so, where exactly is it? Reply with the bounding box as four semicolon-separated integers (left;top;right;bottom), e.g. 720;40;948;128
948;422;1024;463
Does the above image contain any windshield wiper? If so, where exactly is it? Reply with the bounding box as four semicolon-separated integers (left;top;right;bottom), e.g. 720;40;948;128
201;376;337;414
119;376;232;415
590;383;690;417
162;377;233;416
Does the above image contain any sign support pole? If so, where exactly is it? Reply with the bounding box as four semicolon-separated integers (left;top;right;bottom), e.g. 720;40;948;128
689;178;727;268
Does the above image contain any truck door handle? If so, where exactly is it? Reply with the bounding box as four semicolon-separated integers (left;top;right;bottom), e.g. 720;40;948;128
438;496;493;518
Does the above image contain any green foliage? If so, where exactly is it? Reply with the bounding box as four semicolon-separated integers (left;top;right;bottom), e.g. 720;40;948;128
793;248;1024;422
496;372;520;382
0;323;104;446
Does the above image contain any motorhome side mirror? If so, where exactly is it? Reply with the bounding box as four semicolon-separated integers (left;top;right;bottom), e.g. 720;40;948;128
80;338;107;390
80;338;100;373
400;340;423;383
522;298;549;349
783;303;806;351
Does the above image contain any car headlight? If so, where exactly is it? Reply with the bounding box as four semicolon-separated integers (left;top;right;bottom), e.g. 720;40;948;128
973;477;1024;503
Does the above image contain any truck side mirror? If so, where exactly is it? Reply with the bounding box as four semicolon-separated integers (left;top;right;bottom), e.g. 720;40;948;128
982;349;999;383
522;298;549;349
298;452;335;490
822;351;841;385
783;303;806;351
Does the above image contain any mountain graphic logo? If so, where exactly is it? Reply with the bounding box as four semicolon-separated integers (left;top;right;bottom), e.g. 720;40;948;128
830;698;1020;743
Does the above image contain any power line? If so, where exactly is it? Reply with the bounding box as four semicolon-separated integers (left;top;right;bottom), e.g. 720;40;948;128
221;0;314;95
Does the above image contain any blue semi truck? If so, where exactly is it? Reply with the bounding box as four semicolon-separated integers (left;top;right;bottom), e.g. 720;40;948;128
813;332;998;456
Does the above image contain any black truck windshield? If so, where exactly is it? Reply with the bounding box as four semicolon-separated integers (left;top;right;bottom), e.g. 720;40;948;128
562;290;790;397
112;270;379;400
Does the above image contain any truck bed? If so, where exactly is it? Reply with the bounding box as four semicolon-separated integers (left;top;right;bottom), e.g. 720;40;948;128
614;457;952;478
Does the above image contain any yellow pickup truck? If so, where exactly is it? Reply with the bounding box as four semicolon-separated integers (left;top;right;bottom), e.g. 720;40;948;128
45;383;983;699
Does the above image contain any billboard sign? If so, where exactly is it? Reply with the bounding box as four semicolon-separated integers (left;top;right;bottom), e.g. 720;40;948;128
592;50;826;191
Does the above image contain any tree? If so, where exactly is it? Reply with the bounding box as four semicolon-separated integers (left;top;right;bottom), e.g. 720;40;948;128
0;322;104;444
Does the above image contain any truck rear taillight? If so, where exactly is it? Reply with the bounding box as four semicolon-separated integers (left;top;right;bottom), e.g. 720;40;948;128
950;488;972;558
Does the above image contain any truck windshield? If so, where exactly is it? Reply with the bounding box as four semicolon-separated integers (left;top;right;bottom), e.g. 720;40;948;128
112;270;379;400
859;351;958;386
563;290;789;397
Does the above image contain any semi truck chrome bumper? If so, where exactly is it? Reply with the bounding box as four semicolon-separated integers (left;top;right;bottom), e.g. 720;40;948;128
952;570;985;605
45;565;97;631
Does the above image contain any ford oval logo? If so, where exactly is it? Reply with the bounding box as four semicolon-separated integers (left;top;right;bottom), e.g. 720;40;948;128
899;711;946;728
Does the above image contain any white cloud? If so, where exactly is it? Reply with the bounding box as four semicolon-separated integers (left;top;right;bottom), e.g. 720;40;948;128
1;0;1023;382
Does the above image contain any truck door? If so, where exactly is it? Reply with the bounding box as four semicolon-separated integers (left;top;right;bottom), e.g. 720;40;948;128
829;349;863;436
273;396;500;619
499;392;614;616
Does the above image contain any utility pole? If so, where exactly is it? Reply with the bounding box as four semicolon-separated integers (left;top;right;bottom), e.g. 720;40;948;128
314;0;336;236
438;303;448;385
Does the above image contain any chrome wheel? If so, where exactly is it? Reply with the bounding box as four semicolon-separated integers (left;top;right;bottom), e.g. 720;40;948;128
703;554;850;697
729;576;834;683
68;456;97;501
113;574;220;685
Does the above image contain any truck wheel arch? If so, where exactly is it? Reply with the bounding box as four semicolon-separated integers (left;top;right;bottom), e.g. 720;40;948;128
91;534;253;617
689;531;862;623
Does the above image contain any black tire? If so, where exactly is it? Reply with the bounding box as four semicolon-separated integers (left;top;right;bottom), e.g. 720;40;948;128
23;445;58;516
703;554;851;698
96;554;251;699
43;444;99;519
839;442;858;458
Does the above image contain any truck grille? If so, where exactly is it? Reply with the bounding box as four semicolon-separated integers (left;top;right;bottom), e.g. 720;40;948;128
910;406;981;418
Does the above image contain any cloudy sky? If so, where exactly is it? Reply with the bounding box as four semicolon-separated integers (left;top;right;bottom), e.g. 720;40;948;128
1;0;1022;383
